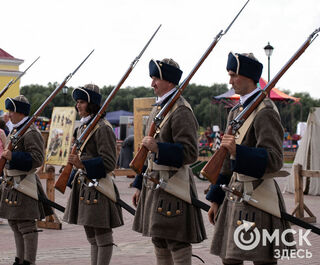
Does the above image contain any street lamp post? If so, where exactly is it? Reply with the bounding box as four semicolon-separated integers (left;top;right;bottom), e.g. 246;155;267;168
264;42;274;97
62;86;68;106
264;42;274;82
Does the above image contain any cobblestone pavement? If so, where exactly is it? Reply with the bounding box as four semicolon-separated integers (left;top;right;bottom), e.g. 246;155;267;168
0;164;319;264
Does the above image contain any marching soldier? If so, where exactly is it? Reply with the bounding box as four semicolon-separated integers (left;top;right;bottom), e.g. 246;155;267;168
0;95;53;265
63;84;123;265
132;58;206;265
206;52;293;264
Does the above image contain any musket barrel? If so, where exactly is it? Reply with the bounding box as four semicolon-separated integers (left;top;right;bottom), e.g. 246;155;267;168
201;27;320;184
0;56;40;98
55;26;161;193
129;2;250;174
0;51;94;176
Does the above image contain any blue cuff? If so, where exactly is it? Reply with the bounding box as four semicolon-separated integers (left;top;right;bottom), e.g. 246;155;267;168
233;145;268;178
206;174;231;205
156;142;183;168
67;169;77;188
132;174;143;190
132;165;147;190
9;152;33;171
82;157;106;179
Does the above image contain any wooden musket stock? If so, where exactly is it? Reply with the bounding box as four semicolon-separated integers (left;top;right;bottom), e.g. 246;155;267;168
0;50;94;175
55;25;161;194
201;27;320;184
129;0;250;174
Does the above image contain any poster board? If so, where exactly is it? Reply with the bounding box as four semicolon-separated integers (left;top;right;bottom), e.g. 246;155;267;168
45;107;76;166
133;97;155;154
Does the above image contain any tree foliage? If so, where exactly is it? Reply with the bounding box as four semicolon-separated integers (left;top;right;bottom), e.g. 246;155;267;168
21;82;320;133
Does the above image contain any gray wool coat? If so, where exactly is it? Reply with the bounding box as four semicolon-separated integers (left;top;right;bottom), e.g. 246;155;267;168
133;96;207;243
0;123;53;220
63;118;123;229
211;97;293;261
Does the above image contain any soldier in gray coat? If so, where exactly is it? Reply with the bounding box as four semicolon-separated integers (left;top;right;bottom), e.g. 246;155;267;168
63;84;123;265
206;53;292;264
132;58;206;265
0;95;53;265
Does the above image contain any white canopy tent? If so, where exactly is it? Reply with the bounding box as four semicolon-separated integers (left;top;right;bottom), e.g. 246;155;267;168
285;107;320;195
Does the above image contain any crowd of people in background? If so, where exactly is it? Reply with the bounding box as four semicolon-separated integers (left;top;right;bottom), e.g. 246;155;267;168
283;128;301;150
198;126;222;153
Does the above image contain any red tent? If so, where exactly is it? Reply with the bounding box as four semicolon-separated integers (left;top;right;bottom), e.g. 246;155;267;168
214;78;300;103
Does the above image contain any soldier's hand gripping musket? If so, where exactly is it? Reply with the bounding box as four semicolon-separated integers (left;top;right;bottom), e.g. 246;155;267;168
0;56;40;98
54;26;161;216
201;27;320;184
129;0;250;175
0;50;94;175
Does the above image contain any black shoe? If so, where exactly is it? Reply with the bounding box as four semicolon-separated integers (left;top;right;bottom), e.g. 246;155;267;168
22;261;31;265
13;257;22;265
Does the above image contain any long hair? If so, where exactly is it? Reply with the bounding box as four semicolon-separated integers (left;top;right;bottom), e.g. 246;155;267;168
75;102;102;116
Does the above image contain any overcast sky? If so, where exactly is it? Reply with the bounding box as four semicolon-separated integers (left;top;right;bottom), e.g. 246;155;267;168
1;0;320;99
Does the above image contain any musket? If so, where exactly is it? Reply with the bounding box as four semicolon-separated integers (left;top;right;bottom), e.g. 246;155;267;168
0;50;94;175
54;25;161;194
129;0;250;174
0;56;40;98
220;184;320;236
201;27;320;184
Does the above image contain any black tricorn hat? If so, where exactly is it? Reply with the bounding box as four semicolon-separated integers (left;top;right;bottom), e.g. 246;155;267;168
5;95;30;116
149;58;183;85
226;52;263;83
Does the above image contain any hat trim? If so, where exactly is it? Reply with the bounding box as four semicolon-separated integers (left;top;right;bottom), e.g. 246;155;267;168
73;87;91;103
231;52;240;75
151;59;163;80
7;97;16;112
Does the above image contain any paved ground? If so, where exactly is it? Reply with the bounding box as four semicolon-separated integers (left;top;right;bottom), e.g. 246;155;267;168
0;164;319;265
